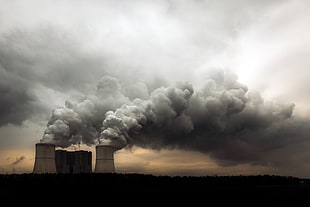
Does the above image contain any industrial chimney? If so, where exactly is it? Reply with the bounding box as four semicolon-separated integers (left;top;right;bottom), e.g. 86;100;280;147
33;143;57;174
94;144;116;173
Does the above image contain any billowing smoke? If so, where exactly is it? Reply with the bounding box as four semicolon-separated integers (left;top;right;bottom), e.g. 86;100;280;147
99;81;194;149
41;69;300;166
41;76;130;147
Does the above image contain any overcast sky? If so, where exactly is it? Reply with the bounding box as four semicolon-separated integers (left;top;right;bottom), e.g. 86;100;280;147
1;0;310;177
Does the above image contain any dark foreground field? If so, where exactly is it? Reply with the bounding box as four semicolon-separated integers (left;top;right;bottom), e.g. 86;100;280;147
1;173;310;202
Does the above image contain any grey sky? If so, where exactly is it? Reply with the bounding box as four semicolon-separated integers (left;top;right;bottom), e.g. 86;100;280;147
1;0;310;176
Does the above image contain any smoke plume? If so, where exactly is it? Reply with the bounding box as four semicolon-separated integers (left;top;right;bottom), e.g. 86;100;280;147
99;81;194;149
41;76;130;147
42;69;301;165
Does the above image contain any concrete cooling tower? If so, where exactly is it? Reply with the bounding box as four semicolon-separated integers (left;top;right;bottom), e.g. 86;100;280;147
33;143;57;173
94;144;116;173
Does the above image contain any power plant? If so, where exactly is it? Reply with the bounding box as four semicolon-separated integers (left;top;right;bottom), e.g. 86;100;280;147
55;150;92;174
33;143;57;174
94;143;116;173
33;143;116;174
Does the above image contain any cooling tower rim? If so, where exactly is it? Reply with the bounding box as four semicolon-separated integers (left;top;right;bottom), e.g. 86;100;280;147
36;142;56;147
96;143;116;148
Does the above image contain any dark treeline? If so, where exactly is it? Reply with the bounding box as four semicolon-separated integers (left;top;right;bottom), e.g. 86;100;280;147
1;173;310;203
0;173;308;191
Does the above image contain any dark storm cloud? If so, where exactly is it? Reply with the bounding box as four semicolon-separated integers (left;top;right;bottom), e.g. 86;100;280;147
0;0;287;127
0;23;172;127
0;28;66;126
0;26;115;126
0;63;45;126
0;27;105;92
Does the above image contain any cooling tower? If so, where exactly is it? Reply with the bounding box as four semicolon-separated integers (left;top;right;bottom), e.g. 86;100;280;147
33;143;57;174
94;144;116;173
